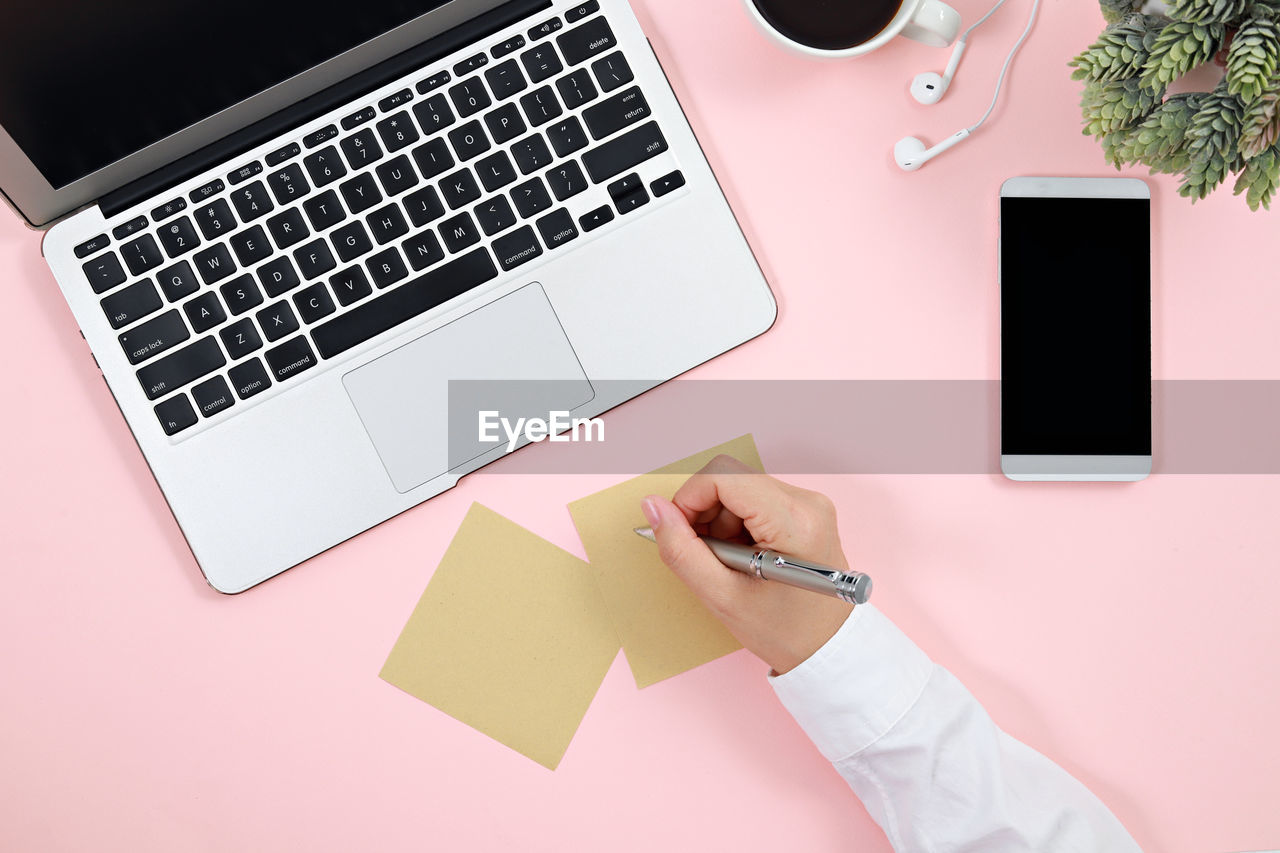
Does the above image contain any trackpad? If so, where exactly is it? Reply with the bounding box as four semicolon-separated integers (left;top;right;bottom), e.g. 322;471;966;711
344;284;594;493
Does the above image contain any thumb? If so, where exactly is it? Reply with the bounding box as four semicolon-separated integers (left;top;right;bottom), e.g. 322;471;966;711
642;495;740;606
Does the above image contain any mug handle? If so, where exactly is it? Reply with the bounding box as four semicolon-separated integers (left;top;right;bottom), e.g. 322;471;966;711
900;0;961;48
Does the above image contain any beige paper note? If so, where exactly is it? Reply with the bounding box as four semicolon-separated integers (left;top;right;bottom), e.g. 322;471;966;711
568;434;763;688
380;503;620;770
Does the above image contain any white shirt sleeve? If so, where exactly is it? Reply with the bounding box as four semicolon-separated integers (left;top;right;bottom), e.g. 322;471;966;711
769;605;1140;852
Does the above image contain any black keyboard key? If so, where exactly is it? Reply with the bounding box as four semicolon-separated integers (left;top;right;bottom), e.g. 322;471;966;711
112;216;148;241
402;232;445;272
343;105;377;130
229;358;272;400
652;170;686;197
556;69;599;109
547;161;588;200
74;234;110;259
378;89;415;112
375;155;419;196
511;178;552;218
520;86;562;127
102;279;162;329
122;234;163;276
592;52;633;92
151;197;187;222
485;60;528;101
230;225;272;267
220;318;263;359
511;134;553;174
302;190;347;231
158;260;201;301
485;103;527;144
311;248;498;358
231;181;274;222
412;137;454;179
341;128;384;170
476;151;517;192
369;247;410;286
607;173;644;200
580;205;615;232
219;274;264;316
340;172;383;214
583;87;651;141
266;207;310;250
529;17;563;41
120;309;190;365
83;252;127;293
303;146;347;187
565;1;599;23
367;204;409;245
448;120;492;161
413;94;456;133
304;125;339;149
582;121;668;182
157;216;201;258
229;161;263;185
155;394;198;435
294;239;338;280
449;78;491;118
404;186;445;227
137;336;225;400
189;179;225;205
441;169;482;210
265;336;319;381
615;186;650;214
332;220;374;262
416;70;451;94
537;208;579;249
521;45;563;84
453;52;489;76
492;225;543;271
183;291;227;333
265;142;300;168
256;300;300;341
475;196;517;236
330;267;373;307
547;116;589;156
377;111;420;152
559;17;616;66
195;199;236;240
439;212;481;253
193;243;237;284
293;283;336;324
492;35;526;59
268;163;311;205
191;375;235;418
258;256;301;298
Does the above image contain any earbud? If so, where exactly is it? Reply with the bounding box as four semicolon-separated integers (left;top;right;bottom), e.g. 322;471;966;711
911;41;967;105
894;129;971;171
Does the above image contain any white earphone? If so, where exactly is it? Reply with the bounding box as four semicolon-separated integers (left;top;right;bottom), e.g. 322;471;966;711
895;0;1041;172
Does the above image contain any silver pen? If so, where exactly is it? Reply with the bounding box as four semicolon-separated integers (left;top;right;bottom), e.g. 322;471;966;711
633;527;873;605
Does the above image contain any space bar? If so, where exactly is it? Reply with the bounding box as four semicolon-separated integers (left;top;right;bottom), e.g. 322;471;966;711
312;248;498;359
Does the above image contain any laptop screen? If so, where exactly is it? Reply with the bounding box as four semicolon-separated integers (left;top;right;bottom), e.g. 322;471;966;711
0;0;452;190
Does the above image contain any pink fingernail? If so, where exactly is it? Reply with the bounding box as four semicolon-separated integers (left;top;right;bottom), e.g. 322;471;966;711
641;497;661;530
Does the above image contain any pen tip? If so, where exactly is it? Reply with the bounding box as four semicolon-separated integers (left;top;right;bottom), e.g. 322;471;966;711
633;527;657;542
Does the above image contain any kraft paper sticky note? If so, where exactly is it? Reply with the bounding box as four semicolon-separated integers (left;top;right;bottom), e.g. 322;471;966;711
380;503;620;770
568;434;763;688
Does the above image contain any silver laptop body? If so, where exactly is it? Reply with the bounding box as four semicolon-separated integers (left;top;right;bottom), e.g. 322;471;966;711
4;0;776;592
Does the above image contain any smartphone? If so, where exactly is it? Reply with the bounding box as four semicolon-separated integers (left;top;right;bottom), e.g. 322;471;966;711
999;177;1152;482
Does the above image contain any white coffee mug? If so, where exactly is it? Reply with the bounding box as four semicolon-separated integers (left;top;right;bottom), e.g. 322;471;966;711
745;0;961;60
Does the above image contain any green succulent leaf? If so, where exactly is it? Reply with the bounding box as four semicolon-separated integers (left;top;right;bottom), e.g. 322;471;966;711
1080;78;1167;138
1179;85;1247;200
1226;12;1280;103
1071;15;1169;82
1239;75;1280;158
1112;93;1208;173
1140;21;1225;90
1166;0;1251;25
1232;144;1280;208
1100;0;1144;24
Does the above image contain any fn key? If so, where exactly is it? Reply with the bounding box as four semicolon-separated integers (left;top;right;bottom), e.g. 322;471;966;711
154;394;197;436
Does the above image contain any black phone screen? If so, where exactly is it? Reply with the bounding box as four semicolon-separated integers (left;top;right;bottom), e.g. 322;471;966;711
1000;194;1151;457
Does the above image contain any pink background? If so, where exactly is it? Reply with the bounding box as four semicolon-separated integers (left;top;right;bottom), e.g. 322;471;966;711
2;1;1277;850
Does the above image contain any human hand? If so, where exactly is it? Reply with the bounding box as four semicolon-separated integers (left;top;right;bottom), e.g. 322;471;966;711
641;455;855;675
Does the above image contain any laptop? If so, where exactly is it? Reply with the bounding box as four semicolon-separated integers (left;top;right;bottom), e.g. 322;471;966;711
1;0;776;592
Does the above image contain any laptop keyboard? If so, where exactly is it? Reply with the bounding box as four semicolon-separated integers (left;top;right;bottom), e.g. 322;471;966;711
77;2;687;438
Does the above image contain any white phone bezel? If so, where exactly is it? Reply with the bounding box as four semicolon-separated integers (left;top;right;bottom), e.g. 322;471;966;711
999;176;1152;483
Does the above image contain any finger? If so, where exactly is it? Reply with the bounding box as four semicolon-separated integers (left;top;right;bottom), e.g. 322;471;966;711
672;460;798;546
641;495;746;608
707;505;745;541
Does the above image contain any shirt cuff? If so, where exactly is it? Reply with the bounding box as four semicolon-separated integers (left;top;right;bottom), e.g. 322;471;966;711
768;603;933;763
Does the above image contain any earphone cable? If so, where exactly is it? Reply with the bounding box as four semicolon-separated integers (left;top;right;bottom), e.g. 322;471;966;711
967;0;1041;133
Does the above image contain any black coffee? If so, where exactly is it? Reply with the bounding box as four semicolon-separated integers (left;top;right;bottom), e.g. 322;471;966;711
754;0;905;51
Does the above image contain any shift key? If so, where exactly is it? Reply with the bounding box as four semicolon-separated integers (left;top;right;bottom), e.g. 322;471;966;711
136;337;226;400
582;121;668;183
